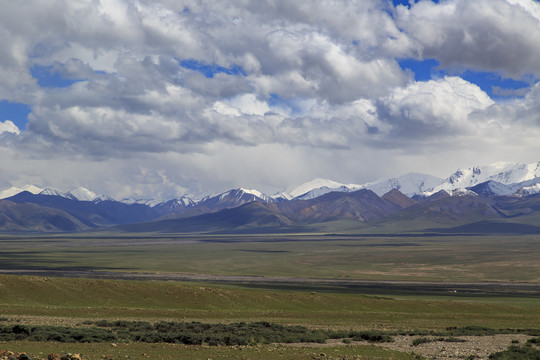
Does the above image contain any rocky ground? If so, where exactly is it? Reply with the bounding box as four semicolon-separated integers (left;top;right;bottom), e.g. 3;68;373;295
0;351;83;360
380;334;535;359
1;335;537;359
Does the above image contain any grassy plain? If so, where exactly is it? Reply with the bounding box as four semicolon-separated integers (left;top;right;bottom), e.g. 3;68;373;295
1;275;539;329
0;233;539;282
0;340;418;360
0;232;538;359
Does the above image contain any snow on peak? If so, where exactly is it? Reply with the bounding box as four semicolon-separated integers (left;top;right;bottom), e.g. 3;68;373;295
0;185;44;199
120;198;164;207
214;188;271;202
363;172;444;196
425;161;540;195
271;191;294;201
518;183;540;196
177;197;195;207
39;188;69;198
66;186;100;201
238;188;269;200
290;178;362;198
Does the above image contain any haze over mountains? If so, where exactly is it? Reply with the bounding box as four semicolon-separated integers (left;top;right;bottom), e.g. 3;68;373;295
1;161;540;234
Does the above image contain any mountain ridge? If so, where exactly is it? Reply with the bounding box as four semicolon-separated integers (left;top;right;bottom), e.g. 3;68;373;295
3;161;540;207
3;161;540;234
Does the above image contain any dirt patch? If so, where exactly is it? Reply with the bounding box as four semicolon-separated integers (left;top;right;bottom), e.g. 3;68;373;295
381;334;535;359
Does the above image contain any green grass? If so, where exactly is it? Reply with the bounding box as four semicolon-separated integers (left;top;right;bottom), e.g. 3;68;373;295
0;232;538;359
0;341;420;360
0;233;538;282
0;275;538;330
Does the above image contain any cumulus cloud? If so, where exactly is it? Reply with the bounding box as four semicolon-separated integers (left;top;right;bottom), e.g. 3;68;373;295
395;0;540;77
376;77;494;139
0;0;539;197
0;120;20;135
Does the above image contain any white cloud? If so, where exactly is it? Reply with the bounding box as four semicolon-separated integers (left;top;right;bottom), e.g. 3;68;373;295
377;77;495;139
0;120;20;135
396;0;540;77
0;0;539;198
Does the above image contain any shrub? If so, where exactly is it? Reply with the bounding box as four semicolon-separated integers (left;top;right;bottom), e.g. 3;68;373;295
412;338;432;346
350;331;393;343
488;345;540;359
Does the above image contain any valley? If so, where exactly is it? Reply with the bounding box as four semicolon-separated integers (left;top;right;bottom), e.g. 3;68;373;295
1;163;539;359
0;232;538;359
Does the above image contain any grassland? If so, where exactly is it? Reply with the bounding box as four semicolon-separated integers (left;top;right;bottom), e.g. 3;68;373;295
1;275;538;329
0;233;539;283
0;232;538;359
0;274;539;359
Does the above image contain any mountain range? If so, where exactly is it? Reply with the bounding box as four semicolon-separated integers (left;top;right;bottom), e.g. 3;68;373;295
1;161;540;234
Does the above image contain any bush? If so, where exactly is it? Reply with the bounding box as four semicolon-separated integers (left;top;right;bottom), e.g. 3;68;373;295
412;338;432;346
412;337;466;346
349;331;393;343
488;345;540;359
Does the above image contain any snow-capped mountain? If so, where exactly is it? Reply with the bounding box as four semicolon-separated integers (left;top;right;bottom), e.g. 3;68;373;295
290;178;363;200
199;188;273;206
425;162;540;196
289;173;443;200
469;177;540;196
152;197;196;213
120;198;164;207
64;186;111;202
39;188;69;197
44;186;111;202
271;191;294;201
3;161;540;217
0;185;111;202
0;185;44;199
363;173;444;197
518;183;540;196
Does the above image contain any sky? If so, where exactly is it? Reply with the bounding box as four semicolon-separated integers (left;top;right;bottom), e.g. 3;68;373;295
1;0;540;200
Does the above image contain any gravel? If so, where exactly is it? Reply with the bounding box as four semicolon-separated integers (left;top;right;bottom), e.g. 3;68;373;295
380;334;535;360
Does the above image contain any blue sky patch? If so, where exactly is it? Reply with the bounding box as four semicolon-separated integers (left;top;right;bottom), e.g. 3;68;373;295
398;57;532;99
30;64;84;88
460;70;531;99
392;0;439;8
268;93;303;116
0;100;31;130
179;59;246;78
392;0;411;7
398;58;443;81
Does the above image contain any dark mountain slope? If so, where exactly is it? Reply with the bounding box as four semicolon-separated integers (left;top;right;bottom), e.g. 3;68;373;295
116;189;406;234
6;191;158;226
165;189;272;219
273;189;402;223
382;189;417;209
372;194;506;232
0;200;90;232
116;202;295;233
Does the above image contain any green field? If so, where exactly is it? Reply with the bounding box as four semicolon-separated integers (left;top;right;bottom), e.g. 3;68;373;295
0;233;539;282
0;275;539;359
1;275;538;329
0;232;538;359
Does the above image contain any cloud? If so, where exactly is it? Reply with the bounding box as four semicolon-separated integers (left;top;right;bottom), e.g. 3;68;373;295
395;0;540;77
0;120;20;135
376;76;494;140
0;0;539;198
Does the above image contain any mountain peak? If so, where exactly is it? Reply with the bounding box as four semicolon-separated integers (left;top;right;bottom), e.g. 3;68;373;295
382;188;417;209
0;185;44;199
425;161;540;196
66;186;99;201
290;178;354;198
